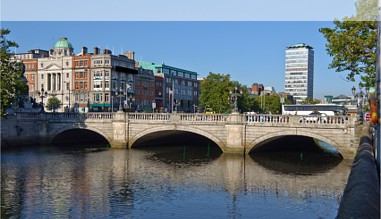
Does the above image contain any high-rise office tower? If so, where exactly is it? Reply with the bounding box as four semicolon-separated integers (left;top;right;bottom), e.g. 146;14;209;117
284;43;314;103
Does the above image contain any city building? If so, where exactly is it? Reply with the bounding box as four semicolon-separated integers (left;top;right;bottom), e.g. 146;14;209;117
285;43;314;104
90;48;137;112
14;37;138;112
14;49;50;102
72;49;91;112
263;86;277;95
134;66;155;112
37;37;74;112
138;61;199;112
251;83;264;96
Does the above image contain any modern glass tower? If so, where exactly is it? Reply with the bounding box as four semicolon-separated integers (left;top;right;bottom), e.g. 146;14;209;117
285;43;314;103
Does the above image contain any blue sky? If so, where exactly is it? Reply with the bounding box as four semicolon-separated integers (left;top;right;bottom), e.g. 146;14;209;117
1;0;360;98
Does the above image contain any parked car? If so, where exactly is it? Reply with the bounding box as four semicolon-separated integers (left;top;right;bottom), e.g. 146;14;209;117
205;108;215;114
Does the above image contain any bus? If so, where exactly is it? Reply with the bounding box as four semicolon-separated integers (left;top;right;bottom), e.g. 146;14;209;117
282;104;345;116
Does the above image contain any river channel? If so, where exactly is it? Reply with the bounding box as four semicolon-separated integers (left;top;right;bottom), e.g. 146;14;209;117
1;144;351;219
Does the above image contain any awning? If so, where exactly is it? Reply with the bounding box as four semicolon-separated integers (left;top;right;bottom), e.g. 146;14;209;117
90;103;111;107
115;66;138;74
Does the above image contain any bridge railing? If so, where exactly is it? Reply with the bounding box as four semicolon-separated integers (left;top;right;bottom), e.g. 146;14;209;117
15;112;354;126
179;114;228;122
16;112;114;120
128;113;170;121
245;114;354;126
245;114;290;123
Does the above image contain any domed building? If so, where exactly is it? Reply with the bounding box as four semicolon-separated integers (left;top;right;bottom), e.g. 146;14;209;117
50;37;74;57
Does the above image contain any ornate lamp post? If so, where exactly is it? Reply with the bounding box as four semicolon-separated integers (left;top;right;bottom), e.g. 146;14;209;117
174;100;180;113
128;94;135;111
37;88;48;112
229;86;242;113
352;85;366;122
115;87;125;112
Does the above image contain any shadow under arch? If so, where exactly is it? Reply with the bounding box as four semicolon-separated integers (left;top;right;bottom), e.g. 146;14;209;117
50;126;112;146
129;125;225;152
247;132;343;175
247;130;344;158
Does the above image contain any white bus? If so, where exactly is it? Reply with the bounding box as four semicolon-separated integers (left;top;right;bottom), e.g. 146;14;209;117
282;104;345;116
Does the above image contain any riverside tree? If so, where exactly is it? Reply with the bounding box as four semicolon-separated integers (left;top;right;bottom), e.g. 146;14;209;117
0;28;28;116
319;0;377;88
199;72;232;113
45;96;62;112
199;72;254;113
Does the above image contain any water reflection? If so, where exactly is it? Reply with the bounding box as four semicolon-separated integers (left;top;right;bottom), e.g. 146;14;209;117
140;145;222;166
1;145;351;219
250;151;342;175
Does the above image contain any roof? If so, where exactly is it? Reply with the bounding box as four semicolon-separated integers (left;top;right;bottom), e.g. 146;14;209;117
287;43;313;49
54;37;73;49
333;94;351;99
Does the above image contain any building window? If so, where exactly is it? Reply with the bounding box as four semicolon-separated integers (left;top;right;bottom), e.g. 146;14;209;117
41;74;44;79
94;81;102;89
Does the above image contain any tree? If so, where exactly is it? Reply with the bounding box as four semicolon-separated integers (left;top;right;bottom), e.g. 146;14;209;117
0;29;28;116
199;72;232;113
319;0;377;88
45;97;62;112
301;97;321;104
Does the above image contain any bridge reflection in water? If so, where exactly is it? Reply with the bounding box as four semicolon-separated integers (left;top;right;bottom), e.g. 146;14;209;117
1;143;350;218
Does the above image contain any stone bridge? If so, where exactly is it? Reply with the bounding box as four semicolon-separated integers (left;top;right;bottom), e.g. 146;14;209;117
1;112;358;159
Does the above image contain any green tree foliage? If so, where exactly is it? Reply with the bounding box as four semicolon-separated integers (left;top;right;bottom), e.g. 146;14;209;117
199;72;232;113
45;96;62;112
256;94;283;114
301;97;321;104
0;29;28;116
319;0;377;88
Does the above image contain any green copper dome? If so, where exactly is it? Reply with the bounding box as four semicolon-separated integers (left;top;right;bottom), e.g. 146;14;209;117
54;37;73;49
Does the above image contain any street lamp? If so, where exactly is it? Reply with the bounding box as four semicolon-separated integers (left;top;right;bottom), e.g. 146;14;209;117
64;82;71;112
174;100;180;113
115;87;125;112
229;86;242;113
352;85;366;122
37;88;48;112
128;95;135;111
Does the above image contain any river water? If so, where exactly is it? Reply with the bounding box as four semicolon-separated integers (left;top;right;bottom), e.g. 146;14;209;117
1;145;351;219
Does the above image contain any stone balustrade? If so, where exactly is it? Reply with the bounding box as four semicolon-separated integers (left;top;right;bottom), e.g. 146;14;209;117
15;112;354;127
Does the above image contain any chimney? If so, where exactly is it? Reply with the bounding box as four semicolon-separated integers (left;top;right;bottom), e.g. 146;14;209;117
94;47;100;55
103;49;112;55
81;47;88;55
124;51;135;60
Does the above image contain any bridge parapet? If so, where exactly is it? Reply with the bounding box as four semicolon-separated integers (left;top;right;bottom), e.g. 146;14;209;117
17;112;114;121
15;112;355;127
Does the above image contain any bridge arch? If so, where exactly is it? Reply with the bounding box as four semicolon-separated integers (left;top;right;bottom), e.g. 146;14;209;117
129;125;226;151
247;130;344;156
50;125;113;145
